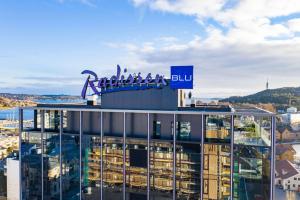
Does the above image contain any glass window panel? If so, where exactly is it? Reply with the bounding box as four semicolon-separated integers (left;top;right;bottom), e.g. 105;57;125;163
21;131;42;200
44;110;60;132
63;111;80;135
125;113;148;200
176;122;191;141
102;136;124;200
82;135;101;200
233;145;271;200
43;132;60;200
149;113;174;200
234;116;271;146
125;139;148;199
205;115;231;143
102;112;124;200
61;134;80;199
153;121;161;139
150;141;173;200
176;142;201;200
202;144;231;200
23;110;41;131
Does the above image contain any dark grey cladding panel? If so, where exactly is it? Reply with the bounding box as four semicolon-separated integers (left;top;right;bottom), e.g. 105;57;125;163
103;112;124;137
64;111;203;141
125;113;148;138
101;86;178;110
82;111;101;134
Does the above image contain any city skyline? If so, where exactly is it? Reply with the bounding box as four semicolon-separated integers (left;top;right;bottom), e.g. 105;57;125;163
0;0;300;97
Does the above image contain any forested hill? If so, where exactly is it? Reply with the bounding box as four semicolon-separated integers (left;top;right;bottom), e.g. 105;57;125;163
220;87;300;108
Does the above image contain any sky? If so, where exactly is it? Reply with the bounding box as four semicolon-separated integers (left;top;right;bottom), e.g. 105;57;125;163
0;0;300;98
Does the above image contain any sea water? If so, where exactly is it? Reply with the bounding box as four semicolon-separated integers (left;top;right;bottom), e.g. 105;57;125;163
0;98;84;120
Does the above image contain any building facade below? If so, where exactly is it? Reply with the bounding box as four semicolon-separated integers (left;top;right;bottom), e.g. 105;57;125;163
19;86;275;200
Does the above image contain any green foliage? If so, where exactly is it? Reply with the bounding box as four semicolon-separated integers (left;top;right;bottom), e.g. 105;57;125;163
220;87;300;109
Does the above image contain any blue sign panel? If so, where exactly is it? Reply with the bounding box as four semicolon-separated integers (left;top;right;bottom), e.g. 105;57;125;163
170;66;194;89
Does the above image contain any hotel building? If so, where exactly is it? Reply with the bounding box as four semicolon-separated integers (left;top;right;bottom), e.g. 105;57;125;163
19;79;275;200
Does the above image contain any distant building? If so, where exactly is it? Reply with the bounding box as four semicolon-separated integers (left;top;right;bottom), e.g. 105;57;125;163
281;112;300;126
276;144;296;161
275;160;300;191
287;107;298;113
276;127;300;142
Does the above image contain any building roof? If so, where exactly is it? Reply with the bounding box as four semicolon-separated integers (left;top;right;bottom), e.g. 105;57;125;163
276;160;299;179
276;144;296;155
35;103;272;115
276;124;299;134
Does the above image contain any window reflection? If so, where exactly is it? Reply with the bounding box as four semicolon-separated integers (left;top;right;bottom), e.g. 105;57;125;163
44;110;60;132
125;139;148;199
24;110;41;131
43;133;60;200
102;137;124;200
203;144;231;200
234;116;271;146
205;115;231;143
233;145;271;200
176;142;201;200
153;121;161;139
61;134;80;199
150;141;173;200
82;136;101;200
21;132;42;200
176;122;191;141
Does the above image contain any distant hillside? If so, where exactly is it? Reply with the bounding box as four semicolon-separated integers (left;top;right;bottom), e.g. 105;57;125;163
220;87;300;109
0;96;36;109
0;93;80;101
0;93;82;109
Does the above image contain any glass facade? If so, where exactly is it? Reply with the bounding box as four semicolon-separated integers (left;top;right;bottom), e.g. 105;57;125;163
19;109;275;200
43;132;60;200
233;115;272;200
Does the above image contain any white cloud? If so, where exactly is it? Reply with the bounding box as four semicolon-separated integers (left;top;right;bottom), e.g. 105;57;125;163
288;18;300;33
132;0;300;43
125;0;300;97
105;42;138;52
57;0;96;7
107;31;300;97
156;36;179;43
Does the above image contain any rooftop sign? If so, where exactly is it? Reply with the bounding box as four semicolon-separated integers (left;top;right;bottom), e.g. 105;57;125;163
170;66;193;89
81;65;167;99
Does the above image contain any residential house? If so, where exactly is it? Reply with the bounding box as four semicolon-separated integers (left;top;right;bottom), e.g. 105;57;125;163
275;160;300;191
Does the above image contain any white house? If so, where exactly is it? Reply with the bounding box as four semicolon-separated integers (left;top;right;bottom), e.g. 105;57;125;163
287;107;298;113
275;160;300;191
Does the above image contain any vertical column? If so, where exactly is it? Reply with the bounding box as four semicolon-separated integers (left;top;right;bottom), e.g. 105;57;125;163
59;111;63;200
230;115;234;200
79;111;83;200
19;108;23;200
123;112;126;200
173;114;176;200
147;113;150;200
100;112;103;200
200;114;204;200
41;110;45;200
270;116;276;200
